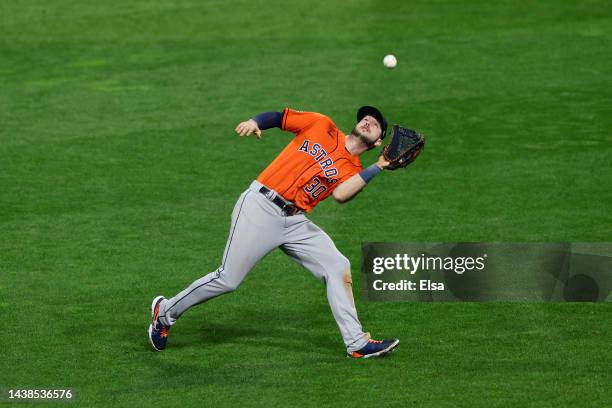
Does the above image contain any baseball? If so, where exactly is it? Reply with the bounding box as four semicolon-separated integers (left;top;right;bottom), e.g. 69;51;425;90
383;54;397;69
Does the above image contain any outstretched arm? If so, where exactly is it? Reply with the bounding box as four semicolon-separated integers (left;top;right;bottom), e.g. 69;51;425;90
235;111;282;139
332;156;390;203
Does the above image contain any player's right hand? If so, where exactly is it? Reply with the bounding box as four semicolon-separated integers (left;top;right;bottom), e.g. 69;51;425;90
235;119;262;139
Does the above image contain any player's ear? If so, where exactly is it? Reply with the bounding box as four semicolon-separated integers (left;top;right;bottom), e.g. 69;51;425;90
374;138;383;147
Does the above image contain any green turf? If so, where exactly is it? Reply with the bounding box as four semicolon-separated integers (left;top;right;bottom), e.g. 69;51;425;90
1;1;611;407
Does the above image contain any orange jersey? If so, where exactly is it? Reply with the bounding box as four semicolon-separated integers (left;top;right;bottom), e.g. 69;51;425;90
257;108;362;212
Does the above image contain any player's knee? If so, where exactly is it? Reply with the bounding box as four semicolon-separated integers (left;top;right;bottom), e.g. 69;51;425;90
218;273;242;293
328;255;351;279
222;279;241;292
213;266;245;293
341;256;351;275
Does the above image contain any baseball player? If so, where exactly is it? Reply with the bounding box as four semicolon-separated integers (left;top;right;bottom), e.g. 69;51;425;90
148;106;400;358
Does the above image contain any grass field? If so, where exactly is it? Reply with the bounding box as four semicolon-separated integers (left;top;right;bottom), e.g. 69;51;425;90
1;1;611;407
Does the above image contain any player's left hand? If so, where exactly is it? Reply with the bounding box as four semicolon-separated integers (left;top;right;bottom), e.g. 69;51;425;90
376;155;390;170
235;119;262;139
381;125;425;170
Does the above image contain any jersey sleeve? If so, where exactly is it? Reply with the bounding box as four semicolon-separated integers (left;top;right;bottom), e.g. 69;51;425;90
336;161;363;185
281;108;330;134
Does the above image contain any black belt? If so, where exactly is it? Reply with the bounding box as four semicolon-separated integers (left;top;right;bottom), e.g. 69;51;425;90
259;186;302;216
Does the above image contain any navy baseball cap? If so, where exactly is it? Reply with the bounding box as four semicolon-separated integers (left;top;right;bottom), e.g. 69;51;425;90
357;106;388;139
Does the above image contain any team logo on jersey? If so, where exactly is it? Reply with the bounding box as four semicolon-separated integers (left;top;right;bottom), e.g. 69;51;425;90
298;140;338;180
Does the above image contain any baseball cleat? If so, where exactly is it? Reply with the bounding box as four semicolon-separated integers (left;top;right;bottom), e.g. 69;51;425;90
348;338;400;359
148;295;170;352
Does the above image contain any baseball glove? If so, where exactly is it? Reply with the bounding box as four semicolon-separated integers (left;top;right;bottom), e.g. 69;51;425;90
381;125;425;170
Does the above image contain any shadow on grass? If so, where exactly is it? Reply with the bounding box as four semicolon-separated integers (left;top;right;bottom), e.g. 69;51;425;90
133;301;346;389
136;301;337;354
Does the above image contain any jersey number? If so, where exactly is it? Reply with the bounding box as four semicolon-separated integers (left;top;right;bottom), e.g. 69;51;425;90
304;177;326;199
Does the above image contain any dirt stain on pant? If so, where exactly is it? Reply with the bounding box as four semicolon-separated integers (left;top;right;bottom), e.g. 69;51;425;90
343;271;355;307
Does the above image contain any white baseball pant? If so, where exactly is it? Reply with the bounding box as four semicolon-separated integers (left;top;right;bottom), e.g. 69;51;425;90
157;180;370;352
